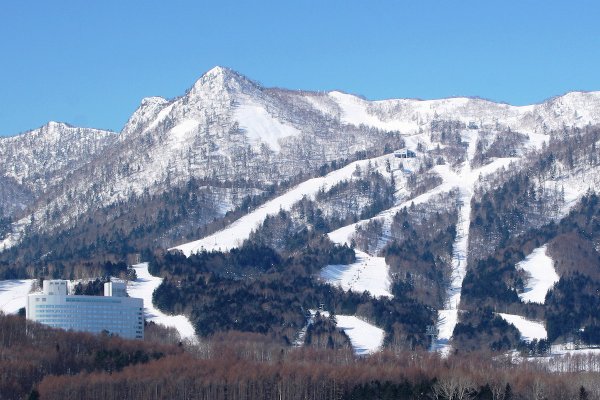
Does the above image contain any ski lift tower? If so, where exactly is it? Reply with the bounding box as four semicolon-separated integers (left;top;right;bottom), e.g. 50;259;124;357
426;325;439;349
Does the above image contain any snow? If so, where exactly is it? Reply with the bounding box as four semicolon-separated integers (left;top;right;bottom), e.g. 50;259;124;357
516;245;559;304
141;103;175;134
433;130;491;355
127;263;197;341
526;132;550;150
329;91;416;132
542;162;600;217
172;154;393;256
235;100;302;151
0;279;34;314
168;120;199;150
327;157;517;248
0;221;25;251
434;181;472;356
325;135;496;356
551;343;600;356
335;315;385;355
327;169;450;247
433;309;458;356
329;90;600;137
320;250;392;298
498;313;547;341
299;310;384;355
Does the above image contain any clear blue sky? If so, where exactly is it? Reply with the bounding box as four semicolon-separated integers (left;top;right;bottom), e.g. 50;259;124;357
1;0;599;136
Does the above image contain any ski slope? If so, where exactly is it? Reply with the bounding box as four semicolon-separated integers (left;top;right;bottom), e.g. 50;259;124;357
432;131;479;355
327;157;516;248
235;99;302;152
336;315;385;355
299;310;385;355
0;279;34;314
498;313;547;341
432;132;518;355
323;132;518;356
172;154;393;256
127;263;196;341
516;244;559;304
320;250;392;298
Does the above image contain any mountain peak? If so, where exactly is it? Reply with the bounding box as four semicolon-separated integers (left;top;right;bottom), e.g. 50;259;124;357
190;66;259;95
196;65;240;85
140;96;168;107
204;65;231;78
45;121;72;129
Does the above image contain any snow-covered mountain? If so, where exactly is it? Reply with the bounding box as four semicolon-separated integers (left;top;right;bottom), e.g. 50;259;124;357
0;121;116;191
0;66;598;249
3;66;600;356
0;67;598;243
0;121;116;223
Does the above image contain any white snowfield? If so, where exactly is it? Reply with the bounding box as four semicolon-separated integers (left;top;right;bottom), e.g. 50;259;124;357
235;99;302;152
302;310;385;355
0;279;34;314
335;315;385;356
172;154;393;255
320;250;392;298
498;313;547;341
516;244;559;304
433;309;458;355
127;263;196;341
327;90;600;137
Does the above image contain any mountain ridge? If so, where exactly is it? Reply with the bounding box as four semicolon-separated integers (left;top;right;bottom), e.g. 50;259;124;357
5;66;600;139
2;66;600;253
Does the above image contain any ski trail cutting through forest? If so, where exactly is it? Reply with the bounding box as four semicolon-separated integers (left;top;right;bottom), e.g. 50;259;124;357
171;154;392;256
320;250;393;298
433;130;478;356
127;263;197;342
325;139;517;356
433;185;472;355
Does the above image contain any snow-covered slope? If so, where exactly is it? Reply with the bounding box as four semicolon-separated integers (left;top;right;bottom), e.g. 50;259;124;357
127;263;196;341
0;121;116;191
3;66;600;358
320;250;392;298
171;154;393;255
3;66;600;253
327;90;600;137
335;315;385;355
516;245;559;304
301;310;385;355
0;279;34;314
499;313;547;341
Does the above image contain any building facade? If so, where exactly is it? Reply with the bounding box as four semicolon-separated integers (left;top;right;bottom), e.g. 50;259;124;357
26;280;144;339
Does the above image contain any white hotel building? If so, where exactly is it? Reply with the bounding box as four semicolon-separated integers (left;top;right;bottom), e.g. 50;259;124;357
26;280;144;339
